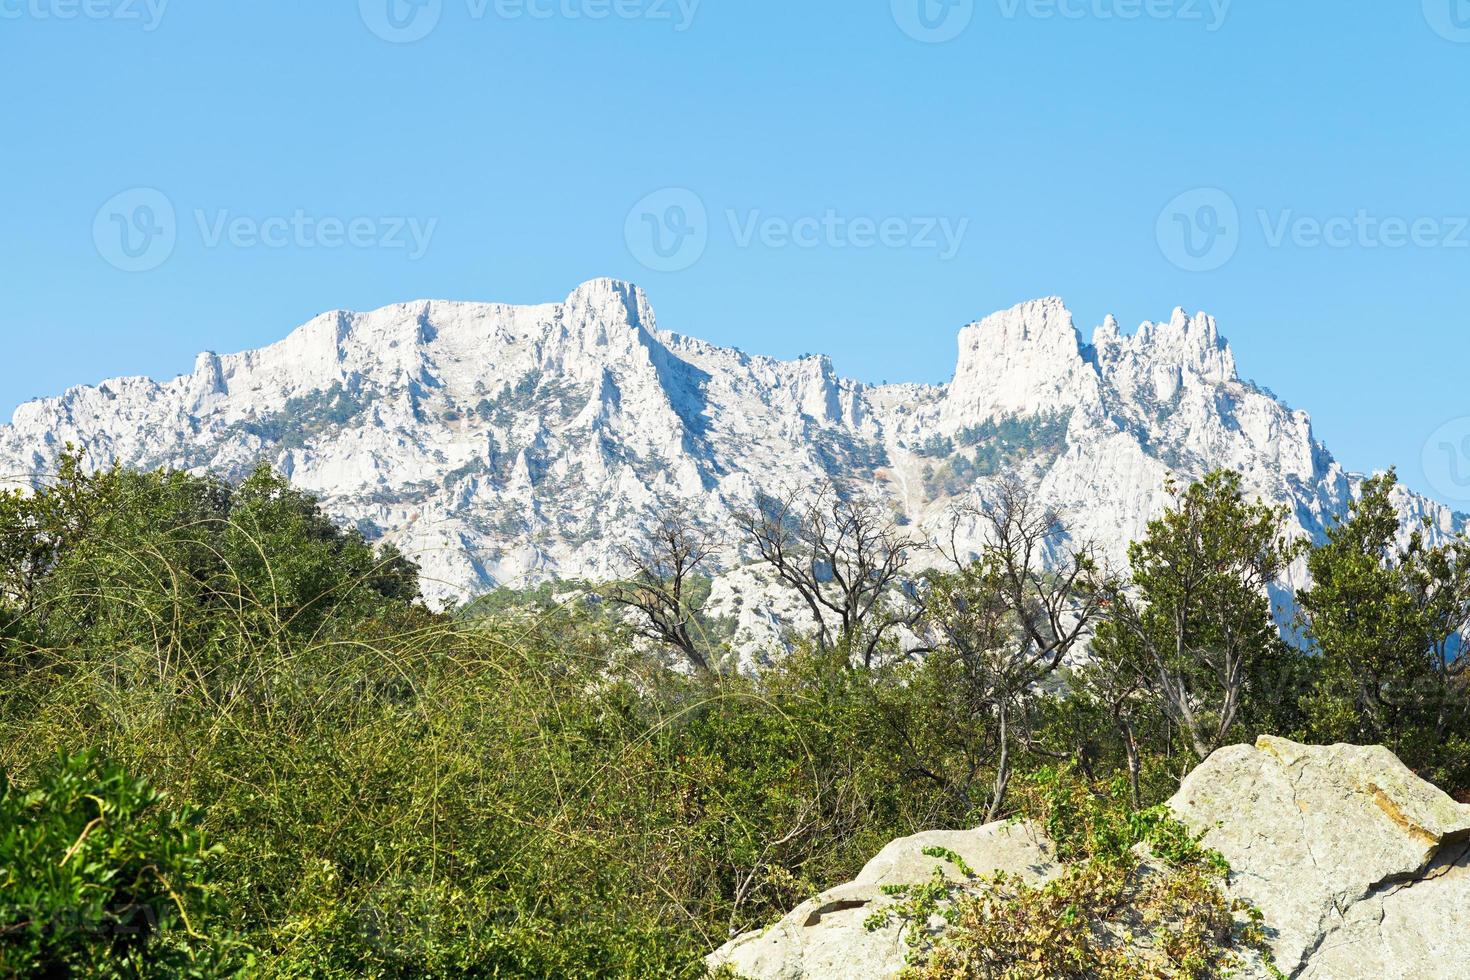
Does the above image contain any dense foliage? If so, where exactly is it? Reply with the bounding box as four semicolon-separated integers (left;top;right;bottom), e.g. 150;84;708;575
0;752;240;978
0;454;1465;976
1296;471;1470;788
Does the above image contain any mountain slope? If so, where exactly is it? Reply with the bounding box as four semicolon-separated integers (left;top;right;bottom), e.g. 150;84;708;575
3;279;1462;644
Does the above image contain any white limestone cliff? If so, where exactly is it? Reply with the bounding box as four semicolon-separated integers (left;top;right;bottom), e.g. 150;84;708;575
1;280;1462;643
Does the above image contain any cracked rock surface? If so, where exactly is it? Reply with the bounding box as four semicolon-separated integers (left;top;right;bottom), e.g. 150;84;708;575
708;823;1057;979
1169;735;1470;978
708;738;1469;979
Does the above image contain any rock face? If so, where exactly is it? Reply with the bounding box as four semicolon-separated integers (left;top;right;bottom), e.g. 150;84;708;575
1;280;1463;643
709;738;1470;979
711;824;1057;979
1170;736;1470;979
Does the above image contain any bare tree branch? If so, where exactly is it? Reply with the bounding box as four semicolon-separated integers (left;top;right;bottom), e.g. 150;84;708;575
911;479;1111;821
602;512;718;672
734;481;916;668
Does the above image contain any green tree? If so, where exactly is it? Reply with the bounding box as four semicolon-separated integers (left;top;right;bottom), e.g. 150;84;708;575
0;451;116;627
1097;471;1299;762
1297;471;1470;788
2;454;421;660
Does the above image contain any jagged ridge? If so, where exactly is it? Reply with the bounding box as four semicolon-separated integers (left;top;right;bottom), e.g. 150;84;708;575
2;279;1463;648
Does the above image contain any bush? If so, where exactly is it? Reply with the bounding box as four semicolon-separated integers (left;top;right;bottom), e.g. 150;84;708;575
0;460;936;975
886;768;1278;980
0;752;243;978
2;459;1363;976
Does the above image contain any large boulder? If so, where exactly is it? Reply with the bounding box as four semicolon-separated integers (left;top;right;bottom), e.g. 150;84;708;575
1169;735;1470;979
709;737;1470;979
708;823;1057;979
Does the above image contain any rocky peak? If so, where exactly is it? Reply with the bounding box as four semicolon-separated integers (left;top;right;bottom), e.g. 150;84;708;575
1091;306;1236;384
0;282;1462;616
540;280;664;381
794;354;843;423
556;278;655;345
942;297;1101;427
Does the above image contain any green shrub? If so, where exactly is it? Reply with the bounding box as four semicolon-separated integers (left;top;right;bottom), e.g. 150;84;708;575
16;458;1434;976
885;768;1278;980
0;752;243;978
0;460;929;976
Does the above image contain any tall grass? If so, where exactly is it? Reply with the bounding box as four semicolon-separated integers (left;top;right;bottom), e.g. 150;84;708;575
0;464;932;976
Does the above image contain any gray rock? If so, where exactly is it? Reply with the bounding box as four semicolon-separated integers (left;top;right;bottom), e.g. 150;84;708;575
1168;735;1470;978
1299;839;1470;980
707;823;1057;980
711;738;1470;979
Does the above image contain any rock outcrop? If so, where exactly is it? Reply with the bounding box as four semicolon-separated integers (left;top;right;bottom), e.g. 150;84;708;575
712;824;1058;979
708;738;1470;979
1173;736;1470;979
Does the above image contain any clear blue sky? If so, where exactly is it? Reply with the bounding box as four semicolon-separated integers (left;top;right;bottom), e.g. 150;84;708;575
4;1;1470;504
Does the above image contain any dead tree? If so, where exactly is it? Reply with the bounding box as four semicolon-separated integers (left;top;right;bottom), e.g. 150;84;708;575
734;482;915;668
917;478;1109;820
602;513;718;672
983;479;1107;671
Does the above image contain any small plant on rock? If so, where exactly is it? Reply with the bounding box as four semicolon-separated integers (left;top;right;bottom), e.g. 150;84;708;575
871;767;1281;980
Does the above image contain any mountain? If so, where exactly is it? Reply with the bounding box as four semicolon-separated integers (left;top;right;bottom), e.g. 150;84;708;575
2;278;1462;648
